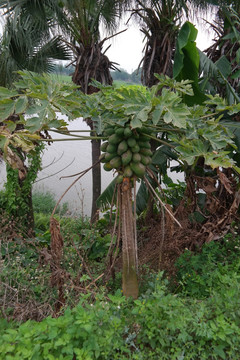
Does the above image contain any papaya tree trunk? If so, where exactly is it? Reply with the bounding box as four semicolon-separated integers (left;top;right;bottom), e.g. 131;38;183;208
121;179;139;299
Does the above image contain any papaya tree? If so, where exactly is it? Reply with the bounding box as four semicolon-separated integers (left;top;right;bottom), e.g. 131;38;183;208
1;71;240;298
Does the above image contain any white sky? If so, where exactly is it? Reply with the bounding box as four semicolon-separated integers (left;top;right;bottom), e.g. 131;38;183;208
0;8;216;74
103;14;216;73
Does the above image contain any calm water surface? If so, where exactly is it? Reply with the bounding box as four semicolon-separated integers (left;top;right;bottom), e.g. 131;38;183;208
0;119;114;216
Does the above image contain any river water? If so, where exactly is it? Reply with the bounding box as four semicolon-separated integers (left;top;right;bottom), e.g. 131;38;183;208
0;119;114;216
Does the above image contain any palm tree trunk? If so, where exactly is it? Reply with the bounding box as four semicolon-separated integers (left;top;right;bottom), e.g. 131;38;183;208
121;180;139;299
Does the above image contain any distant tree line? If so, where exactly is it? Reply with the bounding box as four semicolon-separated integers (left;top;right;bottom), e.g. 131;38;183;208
53;64;141;84
110;68;141;84
52;63;75;76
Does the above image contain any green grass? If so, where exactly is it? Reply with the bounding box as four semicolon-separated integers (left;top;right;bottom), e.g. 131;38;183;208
49;74;142;87
49;73;72;82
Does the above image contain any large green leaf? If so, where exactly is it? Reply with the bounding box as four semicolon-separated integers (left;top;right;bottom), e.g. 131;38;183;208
153;89;190;128
173;21;207;105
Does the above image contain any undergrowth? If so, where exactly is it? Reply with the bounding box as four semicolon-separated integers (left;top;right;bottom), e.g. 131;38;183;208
1;190;240;359
1;267;240;359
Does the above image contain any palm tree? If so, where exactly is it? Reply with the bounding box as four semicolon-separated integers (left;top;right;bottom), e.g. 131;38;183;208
0;0;70;87
58;0;126;223
0;1;71;235
130;0;188;87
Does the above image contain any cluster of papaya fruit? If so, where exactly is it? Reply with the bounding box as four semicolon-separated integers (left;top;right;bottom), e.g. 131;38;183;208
100;124;153;182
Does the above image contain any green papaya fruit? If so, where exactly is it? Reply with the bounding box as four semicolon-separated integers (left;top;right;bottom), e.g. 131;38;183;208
106;143;117;154
138;135;149;142
121;149;132;166
140;148;153;156
116;174;124;184
138;141;151;149
124;126;132;138
123;165;133;177
99;153;107;163
131;130;139;139
105;152;117;162
140;154;151;166
117;140;128;155
132;153;141;163
110;156;122;169
127;137;137;148
100;141;109;152
103;127;114;136
141;126;153;135
131;144;140;153
130;162;146;178
103;162;113;171
115;127;125;136
109;133;122;145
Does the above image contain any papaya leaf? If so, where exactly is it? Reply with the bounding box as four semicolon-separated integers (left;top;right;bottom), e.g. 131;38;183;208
163;105;188;128
204;152;234;169
152;104;164;125
200;128;235;150
5;121;16;132
0;135;8;150
25;117;42;132
0;99;16;121
0;87;18;98
176;139;210;165
15;96;28;114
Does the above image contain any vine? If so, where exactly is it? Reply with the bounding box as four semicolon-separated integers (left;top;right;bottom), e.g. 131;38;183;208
4;144;43;231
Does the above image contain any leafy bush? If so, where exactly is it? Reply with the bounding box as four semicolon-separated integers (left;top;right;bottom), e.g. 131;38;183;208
0;292;130;360
1;271;240;359
32;190;68;215
59;216;113;261
175;235;240;298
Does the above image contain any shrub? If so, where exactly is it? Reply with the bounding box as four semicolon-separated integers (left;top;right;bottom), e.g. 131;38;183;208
2;269;240;359
175;235;240;298
32;190;68;215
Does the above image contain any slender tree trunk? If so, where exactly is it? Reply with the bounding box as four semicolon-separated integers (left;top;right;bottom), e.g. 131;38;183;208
121;180;139;299
91;136;101;223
